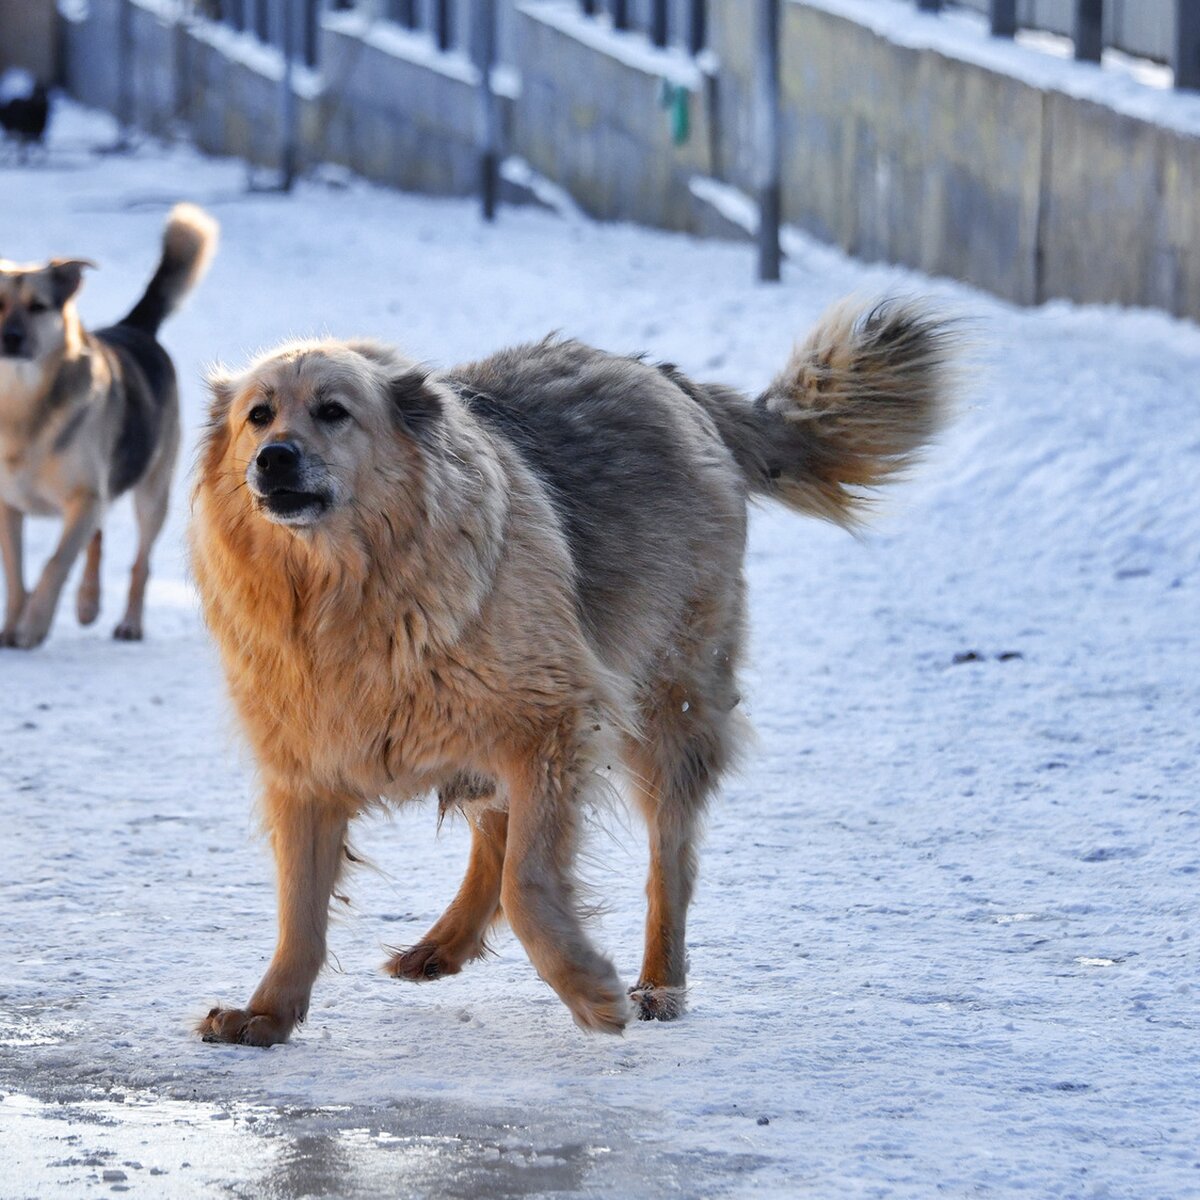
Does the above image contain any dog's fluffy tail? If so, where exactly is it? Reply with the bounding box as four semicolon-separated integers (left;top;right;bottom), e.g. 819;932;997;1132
695;297;956;528
120;203;218;336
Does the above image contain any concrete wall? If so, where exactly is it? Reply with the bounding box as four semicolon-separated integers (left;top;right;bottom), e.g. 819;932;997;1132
770;2;1044;304
33;0;1200;324
512;1;716;232
318;19;481;196
709;0;1200;319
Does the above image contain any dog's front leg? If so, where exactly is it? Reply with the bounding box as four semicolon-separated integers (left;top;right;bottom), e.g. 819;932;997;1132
498;728;630;1034
0;503;25;645
11;491;100;649
199;787;349;1047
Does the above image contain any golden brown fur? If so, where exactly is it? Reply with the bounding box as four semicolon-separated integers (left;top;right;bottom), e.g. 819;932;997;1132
192;298;955;1045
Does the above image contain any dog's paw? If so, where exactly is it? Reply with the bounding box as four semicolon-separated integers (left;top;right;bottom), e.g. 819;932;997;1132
0;627;16;648
112;619;143;641
76;589;100;626
628;983;686;1022
566;970;632;1035
10;619;49;650
385;941;463;982
198;1005;293;1047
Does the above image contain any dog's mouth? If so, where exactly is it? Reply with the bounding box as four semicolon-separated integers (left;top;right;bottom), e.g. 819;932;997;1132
258;489;329;525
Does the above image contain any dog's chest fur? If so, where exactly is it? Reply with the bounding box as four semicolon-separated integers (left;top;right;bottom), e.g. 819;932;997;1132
0;356;102;515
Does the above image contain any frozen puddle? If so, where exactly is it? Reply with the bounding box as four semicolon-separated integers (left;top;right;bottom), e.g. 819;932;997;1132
0;1089;678;1199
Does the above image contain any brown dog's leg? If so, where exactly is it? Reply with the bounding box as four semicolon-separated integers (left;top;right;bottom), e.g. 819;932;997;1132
199;788;348;1047
498;728;629;1034
387;807;507;982
625;689;736;1021
12;491;100;649
0;503;25;645
76;530;102;626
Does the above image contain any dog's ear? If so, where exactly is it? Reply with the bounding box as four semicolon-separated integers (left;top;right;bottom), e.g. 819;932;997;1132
47;258;96;306
205;368;236;421
386;366;442;439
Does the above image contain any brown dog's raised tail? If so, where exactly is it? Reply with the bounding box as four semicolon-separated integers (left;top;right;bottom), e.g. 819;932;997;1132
754;297;956;526
685;298;956;529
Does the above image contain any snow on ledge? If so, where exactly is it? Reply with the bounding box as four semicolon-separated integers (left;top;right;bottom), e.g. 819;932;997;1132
518;0;706;91
801;0;1200;138
323;10;479;87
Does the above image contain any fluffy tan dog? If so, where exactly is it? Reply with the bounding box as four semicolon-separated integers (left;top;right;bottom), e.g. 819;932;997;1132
192;298;954;1045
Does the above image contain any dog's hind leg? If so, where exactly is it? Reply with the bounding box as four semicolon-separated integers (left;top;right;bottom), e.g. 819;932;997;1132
497;723;630;1033
76;530;102;626
114;431;176;641
624;638;743;1021
199;787;349;1048
0;503;26;646
12;491;101;649
387;805;507;982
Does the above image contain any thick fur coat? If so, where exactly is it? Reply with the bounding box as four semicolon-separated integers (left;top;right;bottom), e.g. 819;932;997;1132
191;298;954;1044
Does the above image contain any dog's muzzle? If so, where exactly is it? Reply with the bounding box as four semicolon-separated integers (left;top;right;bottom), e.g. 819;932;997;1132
1;325;27;358
251;441;329;524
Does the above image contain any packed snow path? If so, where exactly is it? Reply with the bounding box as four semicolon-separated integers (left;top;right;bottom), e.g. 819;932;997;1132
1;107;1197;1198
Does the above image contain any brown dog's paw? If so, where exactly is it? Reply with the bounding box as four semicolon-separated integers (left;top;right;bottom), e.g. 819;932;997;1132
628;983;686;1022
385;942;463;982
198;1005;292;1047
76;590;100;627
113;620;144;642
565;970;631;1035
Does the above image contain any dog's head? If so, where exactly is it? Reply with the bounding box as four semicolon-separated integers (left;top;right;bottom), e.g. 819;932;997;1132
0;257;93;361
201;340;443;531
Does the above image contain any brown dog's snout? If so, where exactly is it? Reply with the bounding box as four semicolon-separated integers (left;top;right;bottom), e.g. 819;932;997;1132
255;441;302;490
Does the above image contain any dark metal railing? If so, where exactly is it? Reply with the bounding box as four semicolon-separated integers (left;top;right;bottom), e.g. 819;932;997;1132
386;0;459;54
201;0;320;68
576;0;708;56
913;0;1200;91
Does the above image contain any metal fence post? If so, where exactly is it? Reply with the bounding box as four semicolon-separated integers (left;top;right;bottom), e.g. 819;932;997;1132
391;0;417;27
756;0;781;283
990;0;1017;37
116;0;135;140
1176;0;1200;89
915;0;943;12
1073;0;1102;62
476;0;499;221
277;0;298;190
434;0;454;52
688;0;706;55
611;0;629;32
650;0;668;47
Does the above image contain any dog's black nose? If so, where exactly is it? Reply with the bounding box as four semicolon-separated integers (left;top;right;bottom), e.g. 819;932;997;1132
1;329;24;355
256;441;301;481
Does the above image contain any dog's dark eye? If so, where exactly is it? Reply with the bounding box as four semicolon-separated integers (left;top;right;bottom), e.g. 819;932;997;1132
314;401;349;424
27;300;48;314
247;405;273;427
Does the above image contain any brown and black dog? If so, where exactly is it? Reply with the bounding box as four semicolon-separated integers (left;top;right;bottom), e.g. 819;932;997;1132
0;204;216;647
191;298;954;1045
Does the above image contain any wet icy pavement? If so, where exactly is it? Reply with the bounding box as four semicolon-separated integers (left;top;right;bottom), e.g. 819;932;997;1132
2;1051;759;1200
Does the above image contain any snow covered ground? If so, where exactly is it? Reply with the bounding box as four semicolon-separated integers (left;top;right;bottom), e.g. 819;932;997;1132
2;104;1198;1199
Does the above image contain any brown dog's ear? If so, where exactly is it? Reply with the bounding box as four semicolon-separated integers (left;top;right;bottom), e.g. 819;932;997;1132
205;369;236;420
387;366;442;439
48;258;96;306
